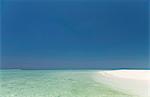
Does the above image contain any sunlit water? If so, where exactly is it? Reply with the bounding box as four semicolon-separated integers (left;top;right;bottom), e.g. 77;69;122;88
0;70;136;97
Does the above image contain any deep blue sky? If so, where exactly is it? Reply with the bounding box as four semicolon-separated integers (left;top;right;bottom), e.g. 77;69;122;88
1;0;149;69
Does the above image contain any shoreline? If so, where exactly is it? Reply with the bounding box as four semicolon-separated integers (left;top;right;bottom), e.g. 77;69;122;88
93;70;150;97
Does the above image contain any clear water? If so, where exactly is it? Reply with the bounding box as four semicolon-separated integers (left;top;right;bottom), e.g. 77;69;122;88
0;70;136;97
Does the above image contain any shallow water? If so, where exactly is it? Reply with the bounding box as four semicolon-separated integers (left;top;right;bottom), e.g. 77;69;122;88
0;70;136;97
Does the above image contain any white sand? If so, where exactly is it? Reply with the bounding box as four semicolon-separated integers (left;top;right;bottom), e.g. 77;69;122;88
93;70;150;97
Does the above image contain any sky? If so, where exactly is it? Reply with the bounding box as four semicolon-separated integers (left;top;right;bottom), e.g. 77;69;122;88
1;0;149;69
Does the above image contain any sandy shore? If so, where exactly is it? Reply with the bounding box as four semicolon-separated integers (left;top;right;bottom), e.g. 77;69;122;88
93;70;150;97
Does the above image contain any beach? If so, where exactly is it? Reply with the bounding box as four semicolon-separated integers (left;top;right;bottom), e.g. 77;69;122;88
94;70;150;97
0;70;149;97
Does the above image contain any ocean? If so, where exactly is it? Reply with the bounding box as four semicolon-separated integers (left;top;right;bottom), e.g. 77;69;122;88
0;70;136;97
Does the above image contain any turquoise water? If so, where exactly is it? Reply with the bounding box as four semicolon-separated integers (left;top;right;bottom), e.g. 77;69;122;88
0;70;136;97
